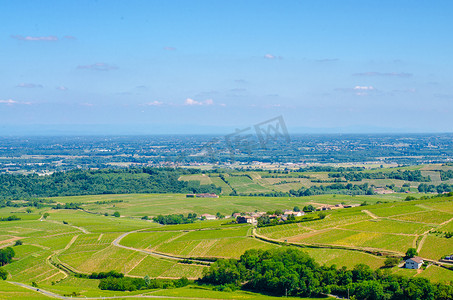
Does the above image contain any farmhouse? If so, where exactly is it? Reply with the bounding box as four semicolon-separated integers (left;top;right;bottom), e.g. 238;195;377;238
405;257;424;269
201;214;216;220
283;211;304;218
237;216;256;224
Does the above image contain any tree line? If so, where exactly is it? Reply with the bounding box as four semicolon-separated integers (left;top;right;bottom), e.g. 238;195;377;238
99;275;189;291
152;213;198;225
329;170;431;182
200;248;453;300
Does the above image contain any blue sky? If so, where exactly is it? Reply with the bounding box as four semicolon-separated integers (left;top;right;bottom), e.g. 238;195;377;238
1;0;452;134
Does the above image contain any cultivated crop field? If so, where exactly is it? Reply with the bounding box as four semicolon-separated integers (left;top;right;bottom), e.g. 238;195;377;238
1;190;453;299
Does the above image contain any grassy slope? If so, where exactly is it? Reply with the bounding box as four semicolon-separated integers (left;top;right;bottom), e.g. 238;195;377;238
1;191;453;299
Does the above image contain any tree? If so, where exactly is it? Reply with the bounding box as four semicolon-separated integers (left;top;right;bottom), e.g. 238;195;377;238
113;211;120;218
14;240;23;246
303;205;316;212
384;257;400;268
0;267;7;280
293;206;300;212
26;208;33;213
406;248;418;258
0;247;15;266
43;213;49;219
144;275;151;286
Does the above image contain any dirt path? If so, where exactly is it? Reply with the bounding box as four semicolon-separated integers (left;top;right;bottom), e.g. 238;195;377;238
125;255;148;276
362;210;378;219
112;230;212;264
45;220;90;234
417;234;428;253
64;235;79;250
439;216;453;226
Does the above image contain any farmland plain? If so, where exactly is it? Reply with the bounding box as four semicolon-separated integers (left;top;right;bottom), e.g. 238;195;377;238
1;166;453;299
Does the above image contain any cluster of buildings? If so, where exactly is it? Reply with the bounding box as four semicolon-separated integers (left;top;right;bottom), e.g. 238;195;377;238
235;209;305;224
315;203;361;211
198;209;306;224
186;193;219;198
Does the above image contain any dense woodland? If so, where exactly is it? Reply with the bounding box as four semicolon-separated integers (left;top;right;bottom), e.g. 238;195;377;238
201;248;453;300
329;170;431;182
0;168;220;199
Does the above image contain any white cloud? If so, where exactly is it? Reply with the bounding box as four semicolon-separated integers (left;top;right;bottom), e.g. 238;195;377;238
353;86;375;90
185;98;201;105
0;99;17;105
163;46;176;51
264;54;282;60
56;86;68;91
184;98;214;106
0;99;31;105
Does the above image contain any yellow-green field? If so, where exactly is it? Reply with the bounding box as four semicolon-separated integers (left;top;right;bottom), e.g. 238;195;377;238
1;192;453;299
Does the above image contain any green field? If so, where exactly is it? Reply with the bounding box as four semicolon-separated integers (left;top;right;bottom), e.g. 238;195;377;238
1;191;453;299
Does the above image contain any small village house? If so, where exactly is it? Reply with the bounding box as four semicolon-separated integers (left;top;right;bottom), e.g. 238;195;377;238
405;257;424;269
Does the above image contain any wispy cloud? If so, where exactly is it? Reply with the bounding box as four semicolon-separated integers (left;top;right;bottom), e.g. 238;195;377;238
353;72;412;77
16;83;43;88
56;86;68;91
163;46;176;51
0;99;17;105
353;86;375;90
335;86;377;96
11;35;58;41
184;98;214;106
264;54;282;60
145;101;163;106
0;99;32;105
63;35;77;40
77;63;118;71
